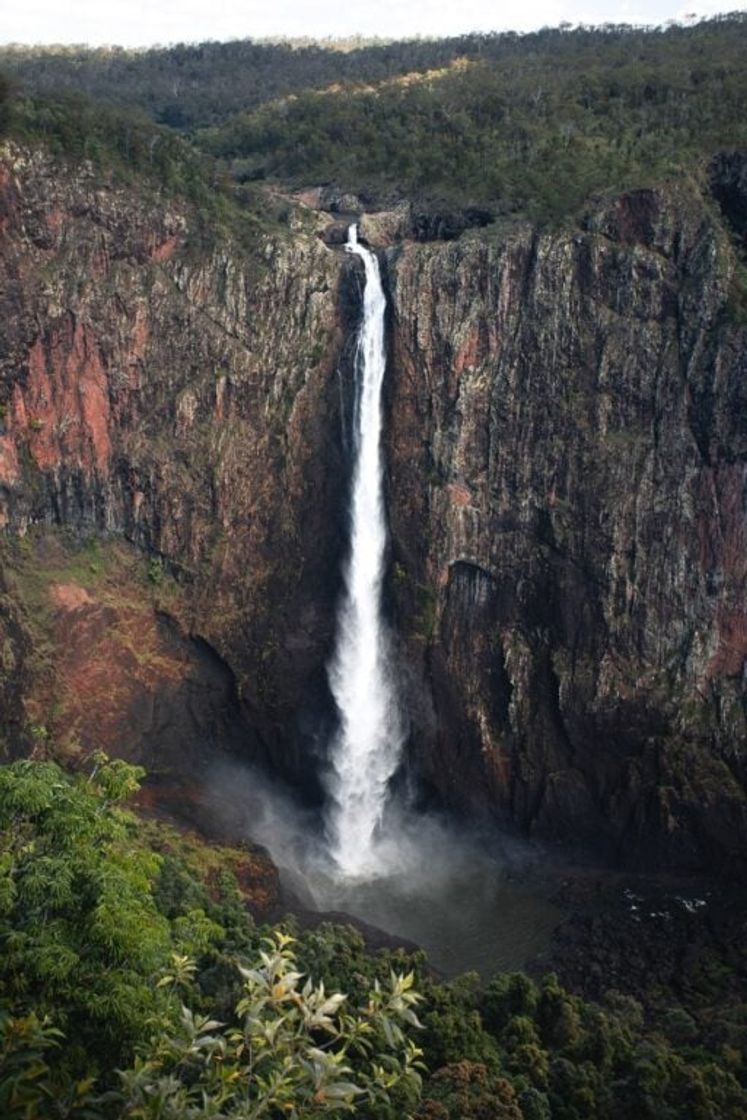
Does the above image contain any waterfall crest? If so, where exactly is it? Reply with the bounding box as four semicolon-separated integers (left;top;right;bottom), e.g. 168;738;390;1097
326;224;402;878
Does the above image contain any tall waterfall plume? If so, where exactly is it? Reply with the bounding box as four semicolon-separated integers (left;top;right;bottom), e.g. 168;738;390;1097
326;224;403;878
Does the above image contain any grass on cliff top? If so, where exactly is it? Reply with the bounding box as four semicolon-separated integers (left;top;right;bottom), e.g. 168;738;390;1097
6;529;170;614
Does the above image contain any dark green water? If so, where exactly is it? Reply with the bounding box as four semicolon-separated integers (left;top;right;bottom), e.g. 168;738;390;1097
202;761;563;978
301;845;563;979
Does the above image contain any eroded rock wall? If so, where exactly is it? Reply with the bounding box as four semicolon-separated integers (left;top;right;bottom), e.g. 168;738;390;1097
385;183;747;873
0;144;350;783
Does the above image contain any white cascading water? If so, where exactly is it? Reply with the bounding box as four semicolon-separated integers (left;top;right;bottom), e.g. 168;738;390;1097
326;224;402;878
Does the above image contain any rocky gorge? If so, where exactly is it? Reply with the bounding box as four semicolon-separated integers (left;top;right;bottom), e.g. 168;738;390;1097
0;140;745;883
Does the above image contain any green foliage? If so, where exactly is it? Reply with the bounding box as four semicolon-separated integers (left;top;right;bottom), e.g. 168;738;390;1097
197;16;747;224
413;966;747;1118
5;18;747;226
418;1060;524;1119
146;556;164;586
0;756;175;1073
292;920;428;999
420;972;499;1069
0;1010;64;1119
0;757;744;1120
8;91;216;201
0;72;12;137
111;932;424;1118
0;759;425;1118
0;31;658;135
482;972;539;1034
3;91;281;249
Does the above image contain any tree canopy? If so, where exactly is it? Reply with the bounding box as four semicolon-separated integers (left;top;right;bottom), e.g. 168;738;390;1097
3;16;747;224
0;756;745;1119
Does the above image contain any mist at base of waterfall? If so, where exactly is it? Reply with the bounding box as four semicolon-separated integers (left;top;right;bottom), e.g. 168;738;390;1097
301;834;562;978
204;760;562;978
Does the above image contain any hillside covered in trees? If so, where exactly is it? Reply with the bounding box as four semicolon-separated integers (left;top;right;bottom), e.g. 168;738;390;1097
2;14;747;223
2;756;746;1119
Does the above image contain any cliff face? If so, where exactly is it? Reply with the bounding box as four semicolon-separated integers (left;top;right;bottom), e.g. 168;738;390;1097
0;143;351;789
385;183;747;873
1;143;745;873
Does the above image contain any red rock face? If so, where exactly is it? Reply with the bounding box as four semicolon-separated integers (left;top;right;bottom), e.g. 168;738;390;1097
696;464;747;680
0;433;19;494
17;322;111;472
3;537;257;785
46;576;182;758
0;144;348;799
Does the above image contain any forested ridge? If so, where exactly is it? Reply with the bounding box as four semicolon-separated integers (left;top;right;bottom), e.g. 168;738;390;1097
199;14;747;221
2;15;747;224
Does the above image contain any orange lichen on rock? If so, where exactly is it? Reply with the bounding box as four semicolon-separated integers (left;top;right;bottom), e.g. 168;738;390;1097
20;320;111;472
150;234;179;261
49;582;96;610
45;208;65;233
454;325;482;375
0;432;19;485
447;482;472;508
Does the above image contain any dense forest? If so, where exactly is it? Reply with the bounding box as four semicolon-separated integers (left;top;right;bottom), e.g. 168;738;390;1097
0;75;289;243
199;15;747;221
2;756;745;1119
0;34;514;130
2;15;747;223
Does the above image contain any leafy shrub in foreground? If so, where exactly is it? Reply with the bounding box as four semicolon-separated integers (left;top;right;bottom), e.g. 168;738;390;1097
111;932;424;1118
0;757;425;1118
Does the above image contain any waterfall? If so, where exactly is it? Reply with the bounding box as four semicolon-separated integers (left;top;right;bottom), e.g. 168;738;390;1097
326;224;402;878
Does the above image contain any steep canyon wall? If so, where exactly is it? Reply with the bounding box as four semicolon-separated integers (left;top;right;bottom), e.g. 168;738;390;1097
385;184;747;873
0;144;350;789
